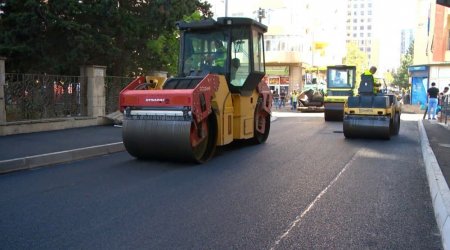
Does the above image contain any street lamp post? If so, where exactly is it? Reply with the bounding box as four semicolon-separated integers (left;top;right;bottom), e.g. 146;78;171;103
225;0;228;17
257;8;265;22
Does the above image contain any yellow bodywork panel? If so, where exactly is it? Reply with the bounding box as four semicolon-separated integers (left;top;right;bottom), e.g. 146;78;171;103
324;96;348;103
211;75;235;146
344;107;392;117
231;90;259;140
145;75;167;89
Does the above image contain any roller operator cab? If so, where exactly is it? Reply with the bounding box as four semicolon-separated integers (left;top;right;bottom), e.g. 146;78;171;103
119;17;272;163
323;65;356;121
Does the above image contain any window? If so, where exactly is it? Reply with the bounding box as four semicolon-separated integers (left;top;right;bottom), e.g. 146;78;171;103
368;10;372;15
360;11;364;15
182;31;229;76
367;25;372;30
253;30;264;72
230;28;250;86
327;68;355;88
353;26;357;30
360;33;364;37
265;40;271;51
360;26;364;30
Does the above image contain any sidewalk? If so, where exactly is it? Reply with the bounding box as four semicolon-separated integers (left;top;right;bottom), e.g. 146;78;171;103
0;125;124;174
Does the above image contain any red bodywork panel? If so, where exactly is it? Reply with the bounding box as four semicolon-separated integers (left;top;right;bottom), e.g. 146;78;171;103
257;80;273;114
119;75;220;123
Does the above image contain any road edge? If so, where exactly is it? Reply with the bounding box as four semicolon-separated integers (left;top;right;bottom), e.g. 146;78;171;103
0;142;125;174
419;120;450;250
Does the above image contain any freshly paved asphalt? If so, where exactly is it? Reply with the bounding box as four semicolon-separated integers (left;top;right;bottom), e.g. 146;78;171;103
0;111;449;248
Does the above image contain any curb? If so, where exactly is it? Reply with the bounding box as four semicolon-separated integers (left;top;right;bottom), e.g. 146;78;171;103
419;120;450;250
0;142;125;174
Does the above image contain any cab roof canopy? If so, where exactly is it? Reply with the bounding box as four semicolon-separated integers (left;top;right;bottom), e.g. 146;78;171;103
176;17;268;33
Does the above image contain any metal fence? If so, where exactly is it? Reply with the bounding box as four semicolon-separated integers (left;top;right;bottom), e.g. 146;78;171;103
104;76;135;114
4;73;87;121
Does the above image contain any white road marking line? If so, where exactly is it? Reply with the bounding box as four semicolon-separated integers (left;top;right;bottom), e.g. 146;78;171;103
270;150;361;250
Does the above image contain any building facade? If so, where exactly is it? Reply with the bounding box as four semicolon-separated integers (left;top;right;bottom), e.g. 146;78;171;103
210;0;347;95
345;0;375;63
411;0;450;104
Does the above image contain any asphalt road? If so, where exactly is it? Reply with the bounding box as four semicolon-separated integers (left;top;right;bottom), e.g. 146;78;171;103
0;115;442;249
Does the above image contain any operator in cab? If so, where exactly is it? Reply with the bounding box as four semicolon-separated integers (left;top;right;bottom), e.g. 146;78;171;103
361;66;380;94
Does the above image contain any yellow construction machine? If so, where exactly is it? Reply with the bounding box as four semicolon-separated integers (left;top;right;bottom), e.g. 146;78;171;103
323;65;357;121
119;17;272;163
343;72;401;139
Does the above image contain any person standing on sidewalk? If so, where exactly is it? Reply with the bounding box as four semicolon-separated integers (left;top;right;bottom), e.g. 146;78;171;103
290;90;299;111
427;82;440;120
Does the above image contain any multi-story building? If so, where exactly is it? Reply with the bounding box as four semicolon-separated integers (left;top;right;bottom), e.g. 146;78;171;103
400;29;414;56
345;0;375;64
409;0;450;105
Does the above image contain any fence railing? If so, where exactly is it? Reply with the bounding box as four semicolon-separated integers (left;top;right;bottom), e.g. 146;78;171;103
105;76;134;114
4;73;87;121
2;72;134;122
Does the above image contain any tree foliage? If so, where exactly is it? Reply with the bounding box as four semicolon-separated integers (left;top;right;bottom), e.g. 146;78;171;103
342;42;368;77
0;0;212;76
392;41;414;89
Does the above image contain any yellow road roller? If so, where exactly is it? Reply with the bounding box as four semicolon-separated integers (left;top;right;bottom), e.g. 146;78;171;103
119;17;272;163
343;73;401;139
324;65;357;121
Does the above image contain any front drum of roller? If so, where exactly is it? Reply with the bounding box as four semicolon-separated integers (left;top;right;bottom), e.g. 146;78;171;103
343;115;391;139
122;117;216;163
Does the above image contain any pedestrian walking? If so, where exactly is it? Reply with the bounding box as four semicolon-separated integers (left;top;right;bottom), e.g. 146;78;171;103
273;90;280;109
280;91;286;109
427;82;439;120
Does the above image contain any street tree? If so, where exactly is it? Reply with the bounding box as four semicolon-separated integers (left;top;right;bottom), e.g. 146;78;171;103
392;41;414;90
342;42;369;77
0;0;212;76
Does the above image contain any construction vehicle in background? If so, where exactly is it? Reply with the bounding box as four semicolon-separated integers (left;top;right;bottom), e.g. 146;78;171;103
323;65;357;121
297;88;324;112
119;17;272;163
343;71;401;139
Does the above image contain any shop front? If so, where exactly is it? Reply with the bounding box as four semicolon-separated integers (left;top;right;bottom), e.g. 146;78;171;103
265;66;290;95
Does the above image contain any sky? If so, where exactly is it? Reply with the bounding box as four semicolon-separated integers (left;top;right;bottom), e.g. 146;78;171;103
208;0;418;70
